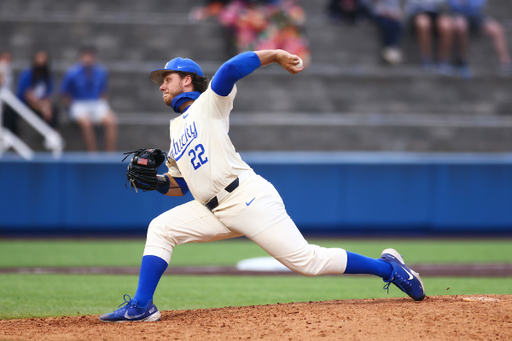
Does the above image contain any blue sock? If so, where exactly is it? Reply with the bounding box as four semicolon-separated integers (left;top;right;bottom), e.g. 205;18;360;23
344;251;393;280
133;255;168;307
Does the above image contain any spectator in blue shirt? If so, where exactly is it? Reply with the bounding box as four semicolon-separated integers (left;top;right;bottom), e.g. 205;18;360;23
371;0;405;65
450;0;511;77
327;0;373;24
16;50;59;129
60;47;117;152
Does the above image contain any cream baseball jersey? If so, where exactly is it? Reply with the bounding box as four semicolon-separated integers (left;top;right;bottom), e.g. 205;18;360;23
165;83;251;204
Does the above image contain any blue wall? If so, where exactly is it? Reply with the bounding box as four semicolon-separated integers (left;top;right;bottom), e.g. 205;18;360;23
1;152;512;234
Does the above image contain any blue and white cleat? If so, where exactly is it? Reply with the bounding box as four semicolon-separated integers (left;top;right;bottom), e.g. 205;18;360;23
381;248;425;301
99;294;161;322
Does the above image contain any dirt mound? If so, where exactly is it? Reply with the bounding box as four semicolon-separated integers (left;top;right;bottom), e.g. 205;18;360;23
1;295;511;340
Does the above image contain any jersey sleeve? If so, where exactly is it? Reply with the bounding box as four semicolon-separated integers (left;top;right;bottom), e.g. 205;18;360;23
165;156;183;179
165;157;190;195
195;52;261;120
211;51;261;97
197;81;237;120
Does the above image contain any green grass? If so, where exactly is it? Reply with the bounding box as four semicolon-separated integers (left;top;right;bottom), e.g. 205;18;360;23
1;238;511;320
2;274;512;320
1;238;512;268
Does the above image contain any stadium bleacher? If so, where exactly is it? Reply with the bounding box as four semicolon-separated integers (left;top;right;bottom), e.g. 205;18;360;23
1;0;512;152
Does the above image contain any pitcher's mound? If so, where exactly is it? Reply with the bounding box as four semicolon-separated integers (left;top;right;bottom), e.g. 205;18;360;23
1;295;510;340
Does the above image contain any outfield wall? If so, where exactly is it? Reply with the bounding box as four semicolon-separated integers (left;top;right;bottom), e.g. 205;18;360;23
1;152;512;234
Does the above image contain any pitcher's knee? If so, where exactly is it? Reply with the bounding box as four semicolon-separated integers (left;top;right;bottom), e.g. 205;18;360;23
282;257;330;276
146;217;175;249
289;263;322;277
277;245;347;276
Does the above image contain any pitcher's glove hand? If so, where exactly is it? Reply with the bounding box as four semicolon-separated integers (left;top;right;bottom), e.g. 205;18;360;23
122;148;167;192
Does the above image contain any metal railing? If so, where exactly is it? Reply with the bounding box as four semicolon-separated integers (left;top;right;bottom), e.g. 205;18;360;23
0;87;64;159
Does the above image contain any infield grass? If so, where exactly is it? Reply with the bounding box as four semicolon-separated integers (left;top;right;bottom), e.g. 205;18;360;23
2;274;512;320
1;238;512;267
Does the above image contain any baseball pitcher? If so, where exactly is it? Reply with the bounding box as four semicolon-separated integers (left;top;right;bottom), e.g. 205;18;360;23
100;49;425;322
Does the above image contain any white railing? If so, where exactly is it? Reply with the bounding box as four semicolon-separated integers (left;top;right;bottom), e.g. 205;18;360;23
0;87;64;159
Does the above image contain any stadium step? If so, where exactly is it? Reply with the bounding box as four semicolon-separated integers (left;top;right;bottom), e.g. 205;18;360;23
13;112;512;153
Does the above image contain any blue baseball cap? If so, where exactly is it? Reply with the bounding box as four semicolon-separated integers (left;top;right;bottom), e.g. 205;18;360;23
149;57;204;85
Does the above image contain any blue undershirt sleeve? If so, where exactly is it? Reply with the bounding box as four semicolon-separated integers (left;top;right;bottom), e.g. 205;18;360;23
211;51;262;97
156;176;189;196
174;177;189;196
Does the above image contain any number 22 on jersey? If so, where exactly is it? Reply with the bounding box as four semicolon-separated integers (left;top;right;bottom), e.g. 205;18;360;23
188;144;208;170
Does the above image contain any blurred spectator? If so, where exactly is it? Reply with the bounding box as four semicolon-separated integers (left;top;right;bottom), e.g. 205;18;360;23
0;51;18;134
0;51;13;90
217;0;268;56
60;47;117;152
327;0;373;24
371;0;405;65
190;0;230;21
190;0;267;57
16;50;59;129
405;0;454;73
190;0;238;57
191;0;311;66
449;0;511;77
254;0;311;66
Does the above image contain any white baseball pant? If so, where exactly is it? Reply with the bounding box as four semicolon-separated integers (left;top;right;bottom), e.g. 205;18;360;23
144;172;348;276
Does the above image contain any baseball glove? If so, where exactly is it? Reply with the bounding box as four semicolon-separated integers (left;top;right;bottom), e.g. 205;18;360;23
122;148;167;192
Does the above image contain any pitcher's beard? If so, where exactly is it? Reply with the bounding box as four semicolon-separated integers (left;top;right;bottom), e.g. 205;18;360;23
163;96;173;106
163;93;174;106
